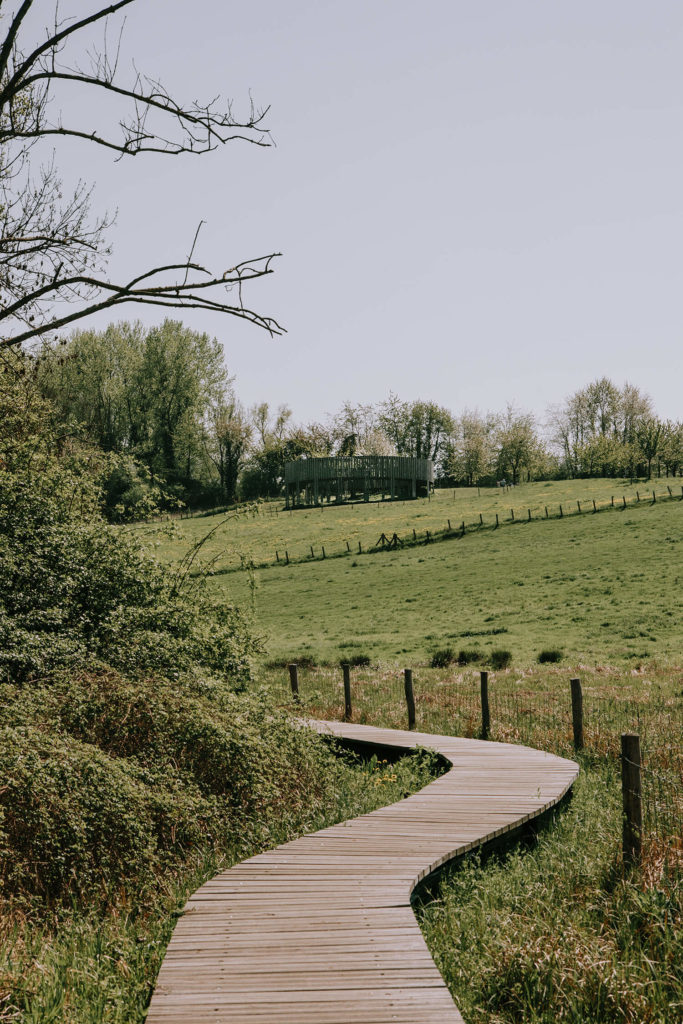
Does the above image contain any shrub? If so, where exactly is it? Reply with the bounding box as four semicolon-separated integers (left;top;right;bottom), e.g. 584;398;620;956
457;648;482;665
538;648;563;664
343;654;371;668
489;649;512;669
0;678;374;906
430;648;455;669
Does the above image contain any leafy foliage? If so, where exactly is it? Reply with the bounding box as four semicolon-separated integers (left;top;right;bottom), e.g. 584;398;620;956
0;352;255;686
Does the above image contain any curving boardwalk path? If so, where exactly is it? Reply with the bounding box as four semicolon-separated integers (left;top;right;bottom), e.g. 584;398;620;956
147;721;578;1023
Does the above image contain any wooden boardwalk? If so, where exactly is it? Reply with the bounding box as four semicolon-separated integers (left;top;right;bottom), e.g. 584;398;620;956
147;722;578;1023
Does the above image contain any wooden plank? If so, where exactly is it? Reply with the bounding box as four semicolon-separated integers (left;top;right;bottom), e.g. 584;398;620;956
147;720;578;1024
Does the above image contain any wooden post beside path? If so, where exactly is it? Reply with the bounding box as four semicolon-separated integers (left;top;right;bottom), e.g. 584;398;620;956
288;663;299;700
342;664;352;722
404;669;416;730
621;733;642;866
570;677;584;749
480;670;490;741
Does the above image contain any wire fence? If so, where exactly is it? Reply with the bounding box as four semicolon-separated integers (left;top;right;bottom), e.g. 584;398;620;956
211;485;683;573
266;664;682;857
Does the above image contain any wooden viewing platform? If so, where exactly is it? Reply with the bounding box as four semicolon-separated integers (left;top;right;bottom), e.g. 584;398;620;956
284;455;434;507
147;721;579;1023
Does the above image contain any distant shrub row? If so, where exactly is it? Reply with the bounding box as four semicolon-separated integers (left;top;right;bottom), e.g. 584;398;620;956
430;648;563;669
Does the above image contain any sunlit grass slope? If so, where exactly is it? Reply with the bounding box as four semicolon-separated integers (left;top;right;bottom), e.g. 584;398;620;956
220;497;683;666
134;477;680;573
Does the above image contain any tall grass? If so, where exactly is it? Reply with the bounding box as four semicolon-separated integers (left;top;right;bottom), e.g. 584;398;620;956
419;767;682;1024
259;660;682;1023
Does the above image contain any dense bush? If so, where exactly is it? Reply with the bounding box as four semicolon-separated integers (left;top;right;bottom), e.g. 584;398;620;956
0;357;256;687
457;648;482;665
430;648;455;669
489;649;513;669
0;677;363;907
0;355;272;911
342;653;372;668
538;648;563;664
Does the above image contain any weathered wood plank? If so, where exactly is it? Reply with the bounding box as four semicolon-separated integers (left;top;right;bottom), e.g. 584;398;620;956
147;721;578;1023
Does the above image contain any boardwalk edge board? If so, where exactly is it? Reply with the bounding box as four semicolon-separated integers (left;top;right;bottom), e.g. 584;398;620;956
147;720;579;1024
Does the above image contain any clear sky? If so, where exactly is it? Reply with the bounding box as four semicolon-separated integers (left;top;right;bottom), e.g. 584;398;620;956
50;1;683;423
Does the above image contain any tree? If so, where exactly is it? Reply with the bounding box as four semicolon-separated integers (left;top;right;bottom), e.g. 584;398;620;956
324;401;396;457
0;1;283;348
494;406;541;485
634;418;662;480
38;319;235;505
548;378;653;477
139;321;227;480
448;411;494;486
659;421;683;478
378;395;454;471
38;321;145;450
203;398;252;503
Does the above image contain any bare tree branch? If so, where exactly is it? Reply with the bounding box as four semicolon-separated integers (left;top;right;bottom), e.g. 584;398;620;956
0;1;283;346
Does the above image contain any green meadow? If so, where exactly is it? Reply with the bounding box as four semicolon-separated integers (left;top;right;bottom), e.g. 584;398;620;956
140;480;683;671
134;477;679;573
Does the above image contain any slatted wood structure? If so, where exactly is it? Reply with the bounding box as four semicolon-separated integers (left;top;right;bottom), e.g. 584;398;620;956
284;455;434;507
147;721;578;1023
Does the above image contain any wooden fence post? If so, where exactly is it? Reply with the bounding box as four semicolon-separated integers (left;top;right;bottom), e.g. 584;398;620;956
621;733;642;866
480;670;490;740
495;513;499;527
479;513;483;525
577;500;581;513
404;669;416;730
570;677;583;749
285;550;289;564
559;504;563;517
527;508;531;521
545;506;548;518
322;545;326;558
623;495;626;508
288;663;299;700
592;499;597;512
342;664;352;722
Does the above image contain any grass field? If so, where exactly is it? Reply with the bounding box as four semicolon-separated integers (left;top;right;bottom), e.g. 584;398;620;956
223;494;682;668
135;477;681;573
134;477;683;669
128;481;683;1024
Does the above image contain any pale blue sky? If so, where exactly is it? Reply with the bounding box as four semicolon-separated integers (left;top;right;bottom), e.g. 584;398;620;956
52;1;683;423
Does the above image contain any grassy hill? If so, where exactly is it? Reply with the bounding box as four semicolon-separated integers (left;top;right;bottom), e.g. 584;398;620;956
136;478;683;670
134;477;681;573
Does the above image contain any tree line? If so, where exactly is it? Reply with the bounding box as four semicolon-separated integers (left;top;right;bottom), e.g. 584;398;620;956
35;322;682;516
